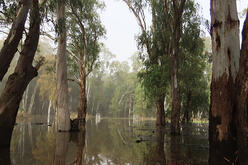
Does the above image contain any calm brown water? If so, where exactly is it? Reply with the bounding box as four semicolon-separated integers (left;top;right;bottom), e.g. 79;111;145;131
7;118;208;165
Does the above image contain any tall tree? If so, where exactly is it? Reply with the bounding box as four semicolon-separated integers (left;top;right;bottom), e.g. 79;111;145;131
165;0;186;135
67;0;105;125
209;0;248;164
56;0;71;131
123;0;169;126
0;0;41;147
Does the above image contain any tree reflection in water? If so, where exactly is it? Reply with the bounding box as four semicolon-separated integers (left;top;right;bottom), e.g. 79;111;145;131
54;132;69;165
0;148;11;165
143;126;166;165
6;119;214;164
75;125;86;165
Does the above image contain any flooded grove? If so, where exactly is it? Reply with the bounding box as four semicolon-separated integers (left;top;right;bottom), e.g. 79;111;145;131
2;118;208;165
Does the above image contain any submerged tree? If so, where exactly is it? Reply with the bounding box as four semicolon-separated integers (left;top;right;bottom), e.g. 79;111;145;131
209;0;248;164
164;0;186;135
0;0;41;147
67;0;105;125
124;0;207;132
123;0;170;126
56;0;71;131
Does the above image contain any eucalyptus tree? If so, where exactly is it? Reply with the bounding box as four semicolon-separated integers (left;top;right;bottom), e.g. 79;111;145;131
124;0;207;132
179;1;209;123
56;0;71;131
163;0;186;134
67;0;105;123
123;0;171;126
209;0;248;164
0;0;42;147
0;0;32;81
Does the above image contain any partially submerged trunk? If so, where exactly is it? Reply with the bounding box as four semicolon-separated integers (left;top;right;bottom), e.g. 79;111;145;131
209;0;240;164
182;90;192;124
0;0;32;81
56;0;71;132
235;10;248;163
47;100;52;125
170;0;186;135
155;96;165;126
0;0;40;147
78;66;87;125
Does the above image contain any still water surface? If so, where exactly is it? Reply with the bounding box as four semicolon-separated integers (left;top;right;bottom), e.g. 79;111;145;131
9;118;208;165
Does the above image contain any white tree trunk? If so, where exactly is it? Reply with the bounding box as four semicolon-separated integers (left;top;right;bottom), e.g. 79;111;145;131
210;0;240;141
56;0;71;131
28;84;38;114
47;100;52;125
209;0;240;163
211;0;240;82
22;84;29;111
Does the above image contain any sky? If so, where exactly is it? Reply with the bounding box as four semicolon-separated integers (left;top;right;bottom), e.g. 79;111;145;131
100;0;248;62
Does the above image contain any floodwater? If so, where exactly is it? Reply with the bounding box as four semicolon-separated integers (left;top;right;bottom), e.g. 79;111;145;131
5;118;208;165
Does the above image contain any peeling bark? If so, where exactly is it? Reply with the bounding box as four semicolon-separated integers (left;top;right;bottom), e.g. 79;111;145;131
209;0;240;164
0;0;40;147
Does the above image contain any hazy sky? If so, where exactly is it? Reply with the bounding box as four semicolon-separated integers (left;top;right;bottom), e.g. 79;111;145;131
100;0;248;61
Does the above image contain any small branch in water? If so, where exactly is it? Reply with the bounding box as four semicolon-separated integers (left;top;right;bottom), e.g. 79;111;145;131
117;129;127;145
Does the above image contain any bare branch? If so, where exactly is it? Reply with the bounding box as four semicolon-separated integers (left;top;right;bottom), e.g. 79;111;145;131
40;31;55;40
66;49;82;65
123;0;146;32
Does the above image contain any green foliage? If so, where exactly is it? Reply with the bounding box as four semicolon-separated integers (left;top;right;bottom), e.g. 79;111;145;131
67;0;106;78
179;1;210;118
0;0;17;24
129;0;210;119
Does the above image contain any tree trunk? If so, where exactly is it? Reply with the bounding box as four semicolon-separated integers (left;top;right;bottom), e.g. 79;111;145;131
47;100;52;125
0;0;32;81
78;67;87;123
170;0;186;135
155;96;165;126
170;53;180;134
235;10;248;164
182;90;191;124
28;83;38;114
0;0;40;147
56;0;71;132
209;0;240;164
